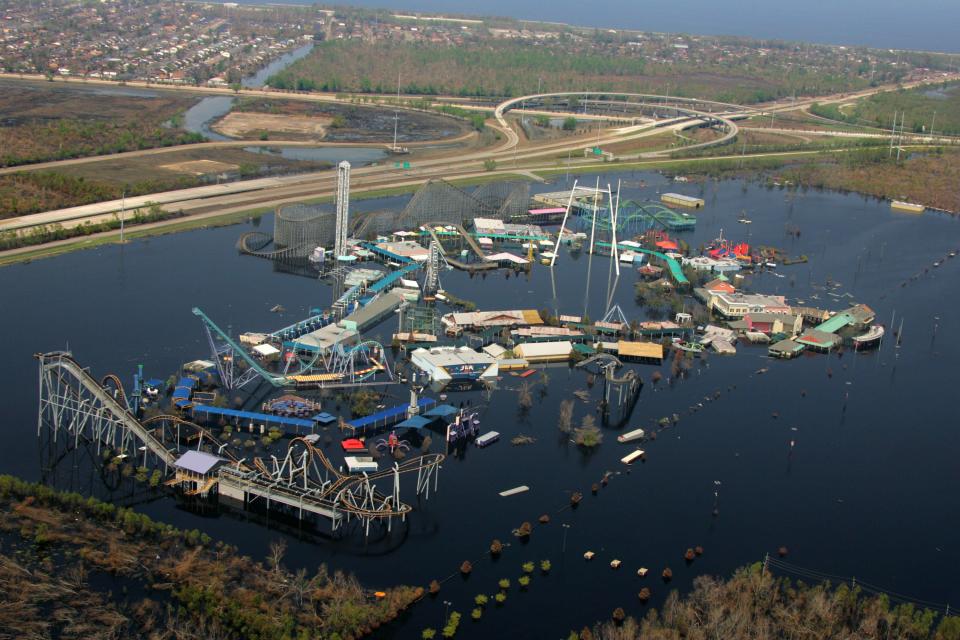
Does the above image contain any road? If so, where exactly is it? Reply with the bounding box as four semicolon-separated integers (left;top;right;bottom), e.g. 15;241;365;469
1;75;955;251
0;146;860;262
0;130;480;177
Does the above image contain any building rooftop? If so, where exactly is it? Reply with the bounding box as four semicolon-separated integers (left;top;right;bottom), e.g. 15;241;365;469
174;450;225;475
617;340;664;360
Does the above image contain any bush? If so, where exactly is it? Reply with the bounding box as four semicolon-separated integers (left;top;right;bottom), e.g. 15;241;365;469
441;611;461;638
573;425;603;448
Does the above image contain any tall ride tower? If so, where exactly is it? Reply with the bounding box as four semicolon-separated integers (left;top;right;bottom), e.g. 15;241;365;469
334;161;351;259
424;239;442;296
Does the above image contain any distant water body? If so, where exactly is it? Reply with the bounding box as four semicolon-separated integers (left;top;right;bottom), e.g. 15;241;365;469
236;0;959;53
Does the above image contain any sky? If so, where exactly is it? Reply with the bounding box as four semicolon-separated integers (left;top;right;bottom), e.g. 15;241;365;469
306;0;960;52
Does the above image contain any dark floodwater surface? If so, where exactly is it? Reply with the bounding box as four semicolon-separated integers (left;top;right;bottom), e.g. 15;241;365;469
2;173;959;637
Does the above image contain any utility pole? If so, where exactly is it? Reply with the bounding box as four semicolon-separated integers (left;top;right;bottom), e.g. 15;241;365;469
896;110;904;163
119;190;126;244
889;110;897;157
930;110;937;139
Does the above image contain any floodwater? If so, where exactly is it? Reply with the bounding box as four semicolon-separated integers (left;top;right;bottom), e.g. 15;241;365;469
242;145;387;165
3;173;959;637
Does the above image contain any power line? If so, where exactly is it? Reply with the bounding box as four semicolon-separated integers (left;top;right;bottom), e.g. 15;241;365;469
765;556;954;614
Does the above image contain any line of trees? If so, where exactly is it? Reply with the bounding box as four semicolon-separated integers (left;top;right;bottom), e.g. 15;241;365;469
574;563;960;640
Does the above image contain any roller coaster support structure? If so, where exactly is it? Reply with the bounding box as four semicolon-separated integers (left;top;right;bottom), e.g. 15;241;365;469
36;352;177;469
36;352;444;539
192;307;285;390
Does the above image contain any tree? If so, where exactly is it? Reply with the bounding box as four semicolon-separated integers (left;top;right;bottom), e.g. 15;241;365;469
268;539;287;575
558;399;574;433
574;415;603;447
562;116;577;131
517;382;533;411
483;158;496;171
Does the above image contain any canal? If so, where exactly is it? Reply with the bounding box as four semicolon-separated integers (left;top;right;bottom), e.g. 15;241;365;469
2;173;958;637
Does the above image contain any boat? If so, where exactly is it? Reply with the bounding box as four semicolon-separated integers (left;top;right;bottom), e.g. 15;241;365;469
852;325;885;349
499;485;529;497
621;449;645;464
674;341;705;354
476;431;500;448
617;428;646;443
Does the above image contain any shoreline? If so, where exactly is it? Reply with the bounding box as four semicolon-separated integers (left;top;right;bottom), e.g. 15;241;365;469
5;146;956;267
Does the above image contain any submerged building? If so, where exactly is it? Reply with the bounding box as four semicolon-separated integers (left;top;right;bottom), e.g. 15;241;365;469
410;347;499;383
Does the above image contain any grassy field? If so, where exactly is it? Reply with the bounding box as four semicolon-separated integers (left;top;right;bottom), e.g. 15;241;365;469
0;475;421;639
811;82;960;134
267;40;872;104
782;147;960;212
0;79;204;167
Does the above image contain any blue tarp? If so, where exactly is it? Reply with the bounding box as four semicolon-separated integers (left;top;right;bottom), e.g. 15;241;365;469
347;397;437;430
423;404;459;418
191;405;315;429
145;378;165;388
396;415;432;430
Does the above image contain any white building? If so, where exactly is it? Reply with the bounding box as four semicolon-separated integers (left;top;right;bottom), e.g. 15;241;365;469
410;347;498;383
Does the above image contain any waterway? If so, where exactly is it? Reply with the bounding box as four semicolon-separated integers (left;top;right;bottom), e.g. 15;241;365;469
181;41;315;141
242;145;387;165
3;174;959;637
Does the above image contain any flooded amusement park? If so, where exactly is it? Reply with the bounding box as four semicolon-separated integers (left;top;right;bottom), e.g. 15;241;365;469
4;170;960;638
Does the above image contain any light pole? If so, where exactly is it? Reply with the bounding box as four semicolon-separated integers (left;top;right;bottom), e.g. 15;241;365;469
442;600;452;628
562;523;571;553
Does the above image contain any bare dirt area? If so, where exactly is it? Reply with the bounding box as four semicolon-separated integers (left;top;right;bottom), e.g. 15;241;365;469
57;147;329;184
230;97;472;143
160;159;240;175
212;111;332;140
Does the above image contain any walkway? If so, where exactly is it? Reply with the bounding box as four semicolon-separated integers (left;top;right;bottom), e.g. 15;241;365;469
595;241;689;285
